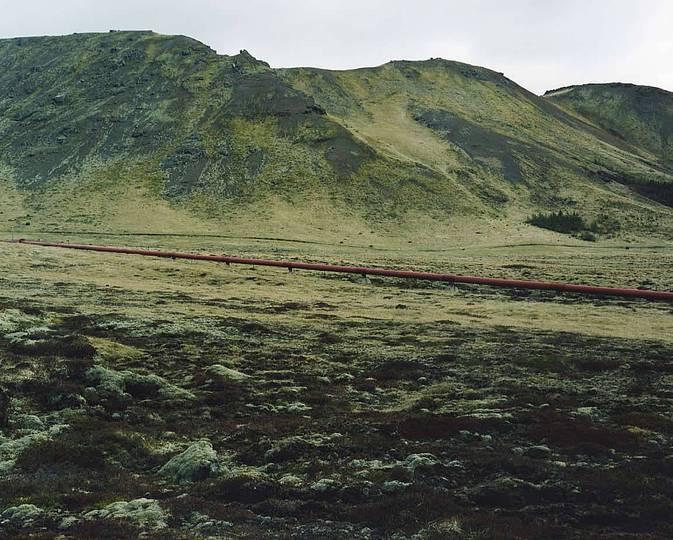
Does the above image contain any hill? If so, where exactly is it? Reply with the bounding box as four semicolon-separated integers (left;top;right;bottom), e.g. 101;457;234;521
546;83;673;206
1;31;673;241
546;83;673;164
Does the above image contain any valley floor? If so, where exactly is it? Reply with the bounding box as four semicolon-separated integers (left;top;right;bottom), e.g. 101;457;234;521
1;237;673;539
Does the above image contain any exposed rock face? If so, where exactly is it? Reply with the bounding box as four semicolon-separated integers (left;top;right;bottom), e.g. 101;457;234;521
158;440;220;483
310;478;340;493
404;453;440;470
17;414;44;430
84;498;168;529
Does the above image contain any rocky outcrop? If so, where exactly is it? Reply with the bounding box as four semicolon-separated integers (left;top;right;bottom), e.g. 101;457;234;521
205;364;250;382
158;440;220;483
84;498;168;529
0;504;44;528
85;365;195;402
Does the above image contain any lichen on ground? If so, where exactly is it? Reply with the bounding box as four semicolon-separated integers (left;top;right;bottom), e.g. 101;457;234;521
1;240;673;538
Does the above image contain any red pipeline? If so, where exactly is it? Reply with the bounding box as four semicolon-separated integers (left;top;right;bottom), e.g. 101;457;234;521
8;239;673;302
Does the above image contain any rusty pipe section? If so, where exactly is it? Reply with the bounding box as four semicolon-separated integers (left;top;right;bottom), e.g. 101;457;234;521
8;238;673;302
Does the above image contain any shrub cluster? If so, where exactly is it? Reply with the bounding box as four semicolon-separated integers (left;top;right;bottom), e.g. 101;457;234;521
527;211;589;234
527;211;619;241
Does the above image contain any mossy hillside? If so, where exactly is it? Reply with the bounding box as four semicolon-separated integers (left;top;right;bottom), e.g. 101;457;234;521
0;32;432;228
281;60;673;234
1;32;673;239
546;83;673;208
546;83;673;165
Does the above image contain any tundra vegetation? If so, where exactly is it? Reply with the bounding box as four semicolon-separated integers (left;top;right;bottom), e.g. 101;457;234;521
1;30;673;539
1;237;673;538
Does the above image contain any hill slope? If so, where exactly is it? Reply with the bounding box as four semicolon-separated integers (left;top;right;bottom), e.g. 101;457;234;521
545;83;673;206
281;62;673;232
546;83;673;164
0;31;422;238
1;31;673;241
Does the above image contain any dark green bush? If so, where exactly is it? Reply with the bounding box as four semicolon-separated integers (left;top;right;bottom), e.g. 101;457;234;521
527;211;589;234
577;231;597;242
527;210;620;238
527;210;620;242
527;211;620;241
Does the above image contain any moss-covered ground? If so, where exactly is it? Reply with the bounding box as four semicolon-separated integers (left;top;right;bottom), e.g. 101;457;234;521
0;237;672;538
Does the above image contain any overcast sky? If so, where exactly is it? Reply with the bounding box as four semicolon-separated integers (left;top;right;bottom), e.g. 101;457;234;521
0;0;671;94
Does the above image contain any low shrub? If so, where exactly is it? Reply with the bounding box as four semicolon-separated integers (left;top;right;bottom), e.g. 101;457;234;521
527;211;589;234
527;211;619;240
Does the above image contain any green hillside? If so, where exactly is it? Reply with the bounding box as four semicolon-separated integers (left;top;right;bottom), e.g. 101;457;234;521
281;61;673;235
546;83;673;164
546;83;673;206
0;31;417;238
1;31;673;241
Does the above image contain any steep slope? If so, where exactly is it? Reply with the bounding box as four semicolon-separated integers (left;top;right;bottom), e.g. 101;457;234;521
281;61;673;233
546;83;673;164
546;83;673;206
0;31;461;237
0;31;672;241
